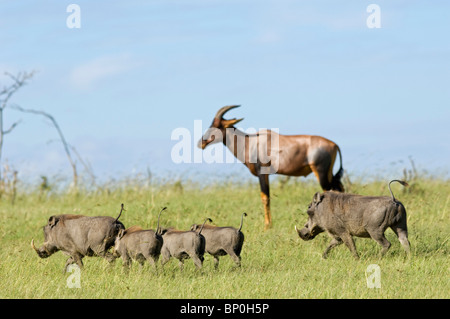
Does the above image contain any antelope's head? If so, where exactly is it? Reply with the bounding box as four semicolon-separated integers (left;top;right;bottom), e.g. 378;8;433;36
198;105;244;149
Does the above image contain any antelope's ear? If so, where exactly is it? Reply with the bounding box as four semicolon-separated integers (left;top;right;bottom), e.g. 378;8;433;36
222;118;243;128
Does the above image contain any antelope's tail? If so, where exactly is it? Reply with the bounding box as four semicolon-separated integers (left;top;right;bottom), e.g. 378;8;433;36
331;146;344;192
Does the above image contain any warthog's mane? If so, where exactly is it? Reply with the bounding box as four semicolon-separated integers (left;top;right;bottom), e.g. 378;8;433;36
194;224;217;229
59;214;85;220
124;225;143;234
163;228;184;233
56;214;85;226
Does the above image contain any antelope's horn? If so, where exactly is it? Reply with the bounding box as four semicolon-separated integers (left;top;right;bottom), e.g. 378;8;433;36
214;105;241;120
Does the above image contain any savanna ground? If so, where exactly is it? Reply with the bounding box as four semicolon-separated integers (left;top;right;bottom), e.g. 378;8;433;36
0;174;448;299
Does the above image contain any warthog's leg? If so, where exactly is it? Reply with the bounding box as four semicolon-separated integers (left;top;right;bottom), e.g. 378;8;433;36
64;257;75;273
340;233;359;259
190;254;203;269
369;231;391;256
137;257;146;269
225;248;241;267
150;256;159;274
213;256;220;270
121;254;132;270
103;252;116;263
160;249;171;269
143;254;158;273
64;253;84;272
322;237;343;259
391;227;410;255
93;245;116;264
178;259;185;271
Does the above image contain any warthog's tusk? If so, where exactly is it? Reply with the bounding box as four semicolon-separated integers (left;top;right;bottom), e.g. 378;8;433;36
31;239;38;251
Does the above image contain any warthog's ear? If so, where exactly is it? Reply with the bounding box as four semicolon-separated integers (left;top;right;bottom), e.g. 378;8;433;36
313;192;324;205
48;216;59;228
117;229;125;239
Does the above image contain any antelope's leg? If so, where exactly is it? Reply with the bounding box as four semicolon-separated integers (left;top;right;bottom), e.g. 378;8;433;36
260;192;271;230
310;164;332;191
258;174;271;230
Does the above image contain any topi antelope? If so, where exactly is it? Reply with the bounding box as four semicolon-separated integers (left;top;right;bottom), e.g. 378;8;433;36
198;105;344;230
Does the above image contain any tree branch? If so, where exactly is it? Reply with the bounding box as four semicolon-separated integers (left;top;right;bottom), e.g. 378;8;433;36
11;104;78;188
0;71;36;110
2;119;22;135
0;70;36;183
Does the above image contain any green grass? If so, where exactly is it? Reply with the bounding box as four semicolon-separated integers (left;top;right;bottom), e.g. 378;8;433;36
0;177;448;298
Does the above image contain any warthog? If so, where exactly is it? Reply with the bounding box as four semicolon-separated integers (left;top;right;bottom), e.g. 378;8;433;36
160;218;211;270
113;207;166;271
295;180;410;259
190;213;247;269
31;204;126;271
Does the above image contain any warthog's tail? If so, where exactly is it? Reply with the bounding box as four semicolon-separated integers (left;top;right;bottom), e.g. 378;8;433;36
198;218;213;236
238;212;247;232
388;180;409;202
114;203;125;223
156;207;167;236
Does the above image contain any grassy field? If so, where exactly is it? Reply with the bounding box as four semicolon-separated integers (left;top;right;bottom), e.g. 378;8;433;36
0;176;448;299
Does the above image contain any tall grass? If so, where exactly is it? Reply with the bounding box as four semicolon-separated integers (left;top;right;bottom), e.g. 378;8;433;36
0;175;448;299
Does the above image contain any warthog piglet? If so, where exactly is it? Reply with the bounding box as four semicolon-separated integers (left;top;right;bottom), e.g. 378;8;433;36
160;218;211;270
190;213;246;269
113;207;166;270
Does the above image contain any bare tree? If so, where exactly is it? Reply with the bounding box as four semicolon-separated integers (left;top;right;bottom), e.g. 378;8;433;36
12;105;79;189
1;71;92;191
0;71;35;181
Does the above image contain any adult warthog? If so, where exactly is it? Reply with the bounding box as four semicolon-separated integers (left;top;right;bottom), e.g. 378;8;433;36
295;180;410;259
31;204;126;271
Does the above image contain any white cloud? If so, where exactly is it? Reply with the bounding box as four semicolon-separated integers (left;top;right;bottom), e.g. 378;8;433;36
69;53;137;90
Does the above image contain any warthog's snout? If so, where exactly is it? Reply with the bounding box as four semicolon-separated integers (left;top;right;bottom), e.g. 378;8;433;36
295;225;319;241
295;225;308;240
31;239;51;258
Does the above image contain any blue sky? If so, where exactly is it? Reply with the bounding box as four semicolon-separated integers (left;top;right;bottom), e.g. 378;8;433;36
0;1;449;184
